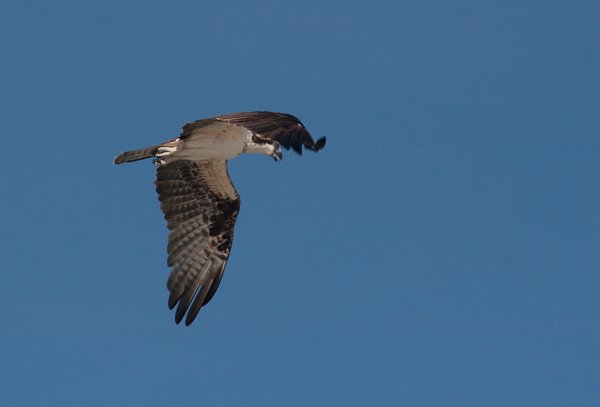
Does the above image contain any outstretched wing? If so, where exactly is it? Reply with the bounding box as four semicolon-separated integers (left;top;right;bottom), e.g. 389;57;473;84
217;111;326;155
155;159;240;325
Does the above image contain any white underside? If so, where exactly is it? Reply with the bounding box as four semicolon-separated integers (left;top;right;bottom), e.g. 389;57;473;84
159;122;253;164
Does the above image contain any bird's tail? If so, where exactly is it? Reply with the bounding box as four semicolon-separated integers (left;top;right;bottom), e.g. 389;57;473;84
113;145;161;164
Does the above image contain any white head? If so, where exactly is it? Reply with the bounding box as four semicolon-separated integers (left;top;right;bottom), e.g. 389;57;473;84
246;135;283;161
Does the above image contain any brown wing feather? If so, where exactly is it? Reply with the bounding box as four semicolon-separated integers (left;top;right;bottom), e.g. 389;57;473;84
217;111;326;155
155;159;240;325
179;117;219;139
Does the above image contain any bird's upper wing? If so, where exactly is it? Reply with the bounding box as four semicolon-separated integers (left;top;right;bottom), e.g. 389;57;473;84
217;111;326;155
155;159;240;325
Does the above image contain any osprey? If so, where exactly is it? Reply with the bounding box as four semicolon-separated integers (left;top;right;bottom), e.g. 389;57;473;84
114;111;325;325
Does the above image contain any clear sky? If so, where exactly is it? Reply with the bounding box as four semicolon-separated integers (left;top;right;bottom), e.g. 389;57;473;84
1;1;599;406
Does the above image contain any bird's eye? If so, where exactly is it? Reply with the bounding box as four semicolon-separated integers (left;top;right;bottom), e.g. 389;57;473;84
274;142;279;148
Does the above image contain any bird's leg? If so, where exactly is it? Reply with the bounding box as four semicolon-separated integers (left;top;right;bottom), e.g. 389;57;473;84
153;146;177;166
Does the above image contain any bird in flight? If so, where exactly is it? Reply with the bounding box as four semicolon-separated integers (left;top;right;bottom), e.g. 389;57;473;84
114;111;326;325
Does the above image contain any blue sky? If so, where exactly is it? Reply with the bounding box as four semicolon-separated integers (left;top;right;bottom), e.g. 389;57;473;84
1;0;599;405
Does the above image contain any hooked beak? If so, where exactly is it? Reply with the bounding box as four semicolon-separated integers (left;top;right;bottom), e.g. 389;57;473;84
272;149;283;162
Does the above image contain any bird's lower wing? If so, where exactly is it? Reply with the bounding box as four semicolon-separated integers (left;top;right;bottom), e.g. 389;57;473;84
155;159;240;325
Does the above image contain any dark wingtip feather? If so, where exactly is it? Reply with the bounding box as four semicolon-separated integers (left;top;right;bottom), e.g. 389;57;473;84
303;136;326;153
185;281;213;326
174;285;199;324
292;141;303;155
168;290;181;310
314;136;326;151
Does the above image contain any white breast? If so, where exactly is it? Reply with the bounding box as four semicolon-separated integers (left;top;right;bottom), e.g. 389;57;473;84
173;122;251;161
